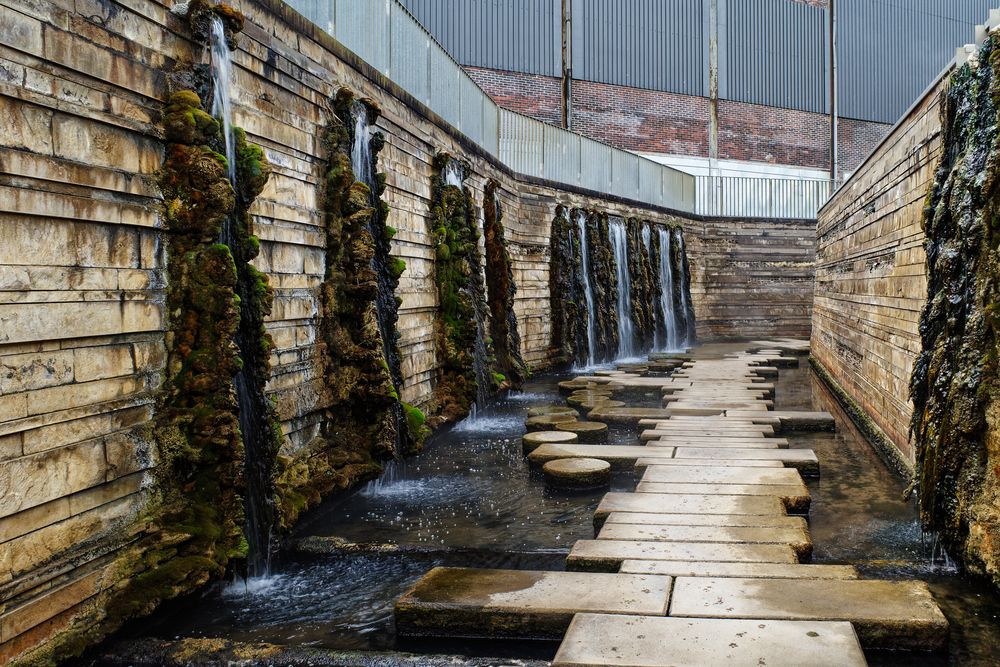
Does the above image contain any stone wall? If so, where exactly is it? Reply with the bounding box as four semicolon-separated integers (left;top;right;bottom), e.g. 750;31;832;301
811;77;943;467
0;0;735;662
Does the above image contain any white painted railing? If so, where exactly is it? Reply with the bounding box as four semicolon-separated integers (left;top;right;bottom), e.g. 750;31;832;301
695;175;836;219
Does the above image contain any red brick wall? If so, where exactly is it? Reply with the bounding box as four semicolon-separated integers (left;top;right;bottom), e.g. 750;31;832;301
462;66;890;174
465;67;563;126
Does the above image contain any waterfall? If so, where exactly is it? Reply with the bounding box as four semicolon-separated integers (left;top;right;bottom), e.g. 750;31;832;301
209;17;235;185
641;224;651;253
208;16;273;578
656;227;679;351
469;286;493;416
674;228;695;346
576;211;597;367
349;102;406;456
443;160;464;188
609;219;637;360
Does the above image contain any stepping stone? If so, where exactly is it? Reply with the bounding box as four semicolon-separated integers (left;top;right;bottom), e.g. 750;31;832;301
588;407;674;423
555;420;608;443
525;414;577;431
640;428;775;438
601;512;807;531
576;400;626;411
597;523;812;562
522;430;578;454
552;614;867;667
593;492;787;524
529;444;677;470
646;439;782;450
673;447;820;477
641;465;804;486
725;410;836;432
526;406;579;417
544;458;611;490
636;458;785;469
567;540;797;572
642;433;786;445
394;568;672;639
621;560;858;579
635;482;811;514
669;577;949;650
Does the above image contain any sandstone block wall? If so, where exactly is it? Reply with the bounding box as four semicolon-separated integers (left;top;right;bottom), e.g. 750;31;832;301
0;0;819;660
811;78;943;465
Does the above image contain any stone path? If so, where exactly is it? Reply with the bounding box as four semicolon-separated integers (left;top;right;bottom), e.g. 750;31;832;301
394;341;949;664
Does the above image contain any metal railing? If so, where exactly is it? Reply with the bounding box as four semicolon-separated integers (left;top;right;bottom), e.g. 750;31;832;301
284;0;697;212
695;175;836;219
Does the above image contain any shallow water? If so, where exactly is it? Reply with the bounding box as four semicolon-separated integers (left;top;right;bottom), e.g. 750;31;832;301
108;349;1000;664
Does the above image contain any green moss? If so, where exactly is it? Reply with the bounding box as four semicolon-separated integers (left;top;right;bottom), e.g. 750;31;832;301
390;257;406;279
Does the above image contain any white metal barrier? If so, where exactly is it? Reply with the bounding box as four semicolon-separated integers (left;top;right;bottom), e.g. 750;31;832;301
694;175;835;219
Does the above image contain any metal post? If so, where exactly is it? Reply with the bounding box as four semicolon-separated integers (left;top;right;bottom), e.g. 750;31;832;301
561;0;572;129
708;0;720;214
829;0;838;182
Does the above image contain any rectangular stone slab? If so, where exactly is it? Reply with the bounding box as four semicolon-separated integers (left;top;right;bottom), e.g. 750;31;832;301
594;492;787;523
602;512;807;530
597;523;812;562
552;614;867;667
567;540;797;572
635;482;811;514
646;439;782;449
641;465;805;486
673;447;820;476
669;577;949;650
621;560;858;579
529;444;676;469
394;567;672;639
725;410;836;432
588;407;675;423
636;458;785;469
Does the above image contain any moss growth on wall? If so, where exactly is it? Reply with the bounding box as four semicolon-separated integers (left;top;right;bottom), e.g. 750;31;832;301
483;180;526;387
670;227;697;345
909;37;1000;589
589;212;619;362
274;88;415;530
548;206;588;365
429;153;498;421
627;218;657;351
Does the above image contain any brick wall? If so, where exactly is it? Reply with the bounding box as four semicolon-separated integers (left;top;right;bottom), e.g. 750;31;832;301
465;67;563;127
811;77;943;465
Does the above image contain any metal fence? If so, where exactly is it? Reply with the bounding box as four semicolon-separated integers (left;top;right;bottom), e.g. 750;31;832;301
284;0;697;213
695;175;835;219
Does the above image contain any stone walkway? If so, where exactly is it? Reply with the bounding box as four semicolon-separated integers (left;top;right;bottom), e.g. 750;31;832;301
394;341;948;666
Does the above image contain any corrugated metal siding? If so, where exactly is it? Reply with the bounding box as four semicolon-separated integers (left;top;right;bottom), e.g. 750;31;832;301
838;0;993;123
573;0;704;96
724;0;827;113
398;0;561;77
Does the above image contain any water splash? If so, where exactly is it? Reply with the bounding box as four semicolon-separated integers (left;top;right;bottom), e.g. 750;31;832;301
209;17;235;185
576;211;597;367
442;159;464;187
609;219;637;359
656;227;679;351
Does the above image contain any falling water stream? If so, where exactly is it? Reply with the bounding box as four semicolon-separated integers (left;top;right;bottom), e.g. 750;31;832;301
674;227;695;346
609;219;637;359
209;17;236;185
656;227;679;351
576;211;597;367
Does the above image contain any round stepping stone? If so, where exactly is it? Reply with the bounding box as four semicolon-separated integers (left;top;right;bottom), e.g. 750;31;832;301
555;420;609;443
543;457;611;490
526;406;579;418
525;414;578;431
522;430;578;454
566;393;613;407
559;380;595;395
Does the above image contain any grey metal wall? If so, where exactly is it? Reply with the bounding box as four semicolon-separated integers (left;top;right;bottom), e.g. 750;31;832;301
402;0;995;125
398;0;561;77
572;0;705;97
723;0;828;114
838;0;996;123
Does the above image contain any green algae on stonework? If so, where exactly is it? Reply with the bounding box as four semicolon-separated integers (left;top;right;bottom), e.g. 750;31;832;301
429;153;498;422
910;35;1000;591
549;206;588;366
483;179;527;388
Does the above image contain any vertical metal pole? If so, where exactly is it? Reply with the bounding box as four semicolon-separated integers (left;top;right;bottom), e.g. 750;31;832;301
708;0;720;215
829;0;839;182
561;0;572;129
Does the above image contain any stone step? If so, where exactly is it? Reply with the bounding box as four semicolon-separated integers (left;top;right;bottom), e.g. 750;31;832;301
567;540;798;572
669;577;949;650
529;444;676;470
672;447;820;477
597;523;812;561
640;465;804;486
645;439;783;450
641;432;782;443
552;614;867;667
394;567;672;639
522;430;578;454
639;426;776;436
725;410;835;432
588;407;674;423
636;457;785;470
621;560;858;579
635;482;810;514
594;492;787;524
601;512;807;531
